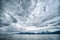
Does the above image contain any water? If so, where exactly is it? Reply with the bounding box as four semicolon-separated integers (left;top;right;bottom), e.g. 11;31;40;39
0;34;60;40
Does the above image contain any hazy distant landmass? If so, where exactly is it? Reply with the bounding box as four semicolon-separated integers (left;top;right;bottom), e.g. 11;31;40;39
17;30;60;34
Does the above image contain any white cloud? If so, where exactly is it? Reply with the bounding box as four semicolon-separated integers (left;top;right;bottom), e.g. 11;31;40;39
0;0;60;34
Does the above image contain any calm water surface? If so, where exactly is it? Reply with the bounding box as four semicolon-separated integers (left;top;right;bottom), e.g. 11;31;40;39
0;34;60;40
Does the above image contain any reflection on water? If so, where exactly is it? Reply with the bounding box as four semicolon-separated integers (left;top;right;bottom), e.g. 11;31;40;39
0;34;60;40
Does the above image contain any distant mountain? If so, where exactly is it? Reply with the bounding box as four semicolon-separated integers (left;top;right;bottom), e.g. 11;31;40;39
17;30;60;34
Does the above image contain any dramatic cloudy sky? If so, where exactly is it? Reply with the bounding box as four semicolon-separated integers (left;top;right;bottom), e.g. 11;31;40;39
0;0;60;34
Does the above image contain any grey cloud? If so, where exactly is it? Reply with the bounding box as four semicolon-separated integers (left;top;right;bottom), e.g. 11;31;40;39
0;0;60;34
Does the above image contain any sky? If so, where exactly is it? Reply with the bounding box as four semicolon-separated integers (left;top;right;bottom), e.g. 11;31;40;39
0;0;60;34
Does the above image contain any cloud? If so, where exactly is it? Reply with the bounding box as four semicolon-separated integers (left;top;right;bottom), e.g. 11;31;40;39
0;0;60;34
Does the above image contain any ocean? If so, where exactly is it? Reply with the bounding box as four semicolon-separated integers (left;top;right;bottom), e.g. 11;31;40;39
0;34;60;40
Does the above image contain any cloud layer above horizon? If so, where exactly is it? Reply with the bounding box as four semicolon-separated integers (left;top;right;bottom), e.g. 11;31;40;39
0;0;60;34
